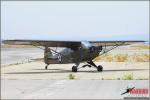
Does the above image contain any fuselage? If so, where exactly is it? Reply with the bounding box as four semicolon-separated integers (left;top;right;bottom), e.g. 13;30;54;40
44;46;102;64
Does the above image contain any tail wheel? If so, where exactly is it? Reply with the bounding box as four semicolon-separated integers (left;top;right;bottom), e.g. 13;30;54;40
97;65;103;72
45;65;48;70
45;65;49;70
72;66;77;72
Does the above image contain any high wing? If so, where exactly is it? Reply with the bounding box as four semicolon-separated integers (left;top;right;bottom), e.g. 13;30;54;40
2;39;81;48
90;40;145;46
2;39;145;48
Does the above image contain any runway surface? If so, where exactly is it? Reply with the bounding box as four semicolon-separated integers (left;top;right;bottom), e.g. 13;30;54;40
1;61;149;80
1;48;43;66
1;80;149;99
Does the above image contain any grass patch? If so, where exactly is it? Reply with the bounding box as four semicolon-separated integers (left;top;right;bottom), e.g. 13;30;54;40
136;77;149;80
133;53;150;62
68;74;75;80
100;74;148;80
93;55;105;61
94;54;114;62
94;53;149;62
104;55;114;62
132;45;150;49
114;54;128;62
122;73;134;80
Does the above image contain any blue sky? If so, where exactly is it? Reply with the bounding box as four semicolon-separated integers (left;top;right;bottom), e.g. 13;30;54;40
1;1;149;41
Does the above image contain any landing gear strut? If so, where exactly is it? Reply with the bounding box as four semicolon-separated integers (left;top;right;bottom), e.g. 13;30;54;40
71;61;103;72
82;64;92;68
87;61;103;72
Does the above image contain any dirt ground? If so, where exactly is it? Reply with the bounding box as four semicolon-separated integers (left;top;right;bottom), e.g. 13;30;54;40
1;61;149;80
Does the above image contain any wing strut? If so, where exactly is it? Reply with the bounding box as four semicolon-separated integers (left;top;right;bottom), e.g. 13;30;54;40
31;42;64;62
99;42;125;56
32;42;73;62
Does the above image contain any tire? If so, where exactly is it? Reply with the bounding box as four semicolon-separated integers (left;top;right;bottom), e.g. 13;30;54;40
72;66;77;72
97;65;103;72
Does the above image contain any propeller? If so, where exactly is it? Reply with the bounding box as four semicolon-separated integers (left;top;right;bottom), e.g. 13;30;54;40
81;41;92;49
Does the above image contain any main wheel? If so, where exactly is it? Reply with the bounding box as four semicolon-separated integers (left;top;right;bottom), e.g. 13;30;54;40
97;65;103;72
82;64;92;68
72;66;77;72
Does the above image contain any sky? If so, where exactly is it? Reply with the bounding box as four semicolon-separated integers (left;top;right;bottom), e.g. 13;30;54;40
1;1;149;41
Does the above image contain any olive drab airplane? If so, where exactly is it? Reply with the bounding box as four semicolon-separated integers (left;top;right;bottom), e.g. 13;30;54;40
3;39;144;72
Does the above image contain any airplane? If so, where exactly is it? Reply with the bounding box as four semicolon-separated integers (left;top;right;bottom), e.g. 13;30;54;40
2;39;144;72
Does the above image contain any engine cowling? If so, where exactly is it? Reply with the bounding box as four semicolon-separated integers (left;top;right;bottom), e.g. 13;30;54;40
81;41;92;49
81;41;102;52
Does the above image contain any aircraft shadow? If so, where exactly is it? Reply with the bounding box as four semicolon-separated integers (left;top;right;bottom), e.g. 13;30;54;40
5;68;148;74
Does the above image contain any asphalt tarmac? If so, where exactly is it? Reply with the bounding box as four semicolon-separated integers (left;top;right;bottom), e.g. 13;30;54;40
1;80;149;99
